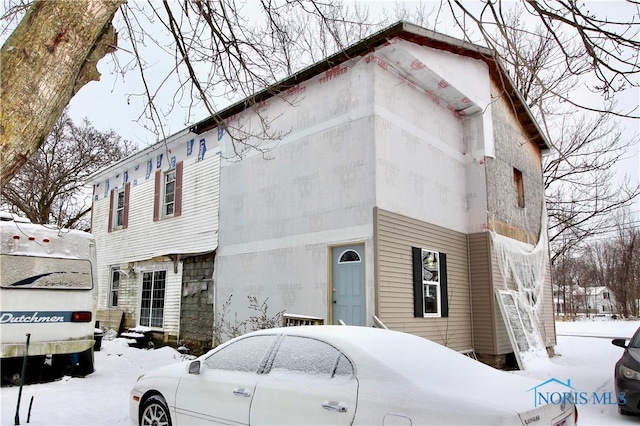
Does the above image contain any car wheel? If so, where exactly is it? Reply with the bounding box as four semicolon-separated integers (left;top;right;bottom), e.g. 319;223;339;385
140;395;171;426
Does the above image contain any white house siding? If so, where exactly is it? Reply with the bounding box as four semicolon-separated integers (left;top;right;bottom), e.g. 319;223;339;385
215;56;378;326
91;130;221;336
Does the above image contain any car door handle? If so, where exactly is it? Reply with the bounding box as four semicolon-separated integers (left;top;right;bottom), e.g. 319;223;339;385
233;388;251;397
322;401;347;413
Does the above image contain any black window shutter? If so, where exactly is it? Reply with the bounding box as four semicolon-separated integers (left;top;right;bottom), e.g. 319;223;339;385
440;253;449;318
412;247;423;317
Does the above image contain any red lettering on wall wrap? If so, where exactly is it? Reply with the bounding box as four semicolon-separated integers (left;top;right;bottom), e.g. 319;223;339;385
410;60;425;70
364;54;388;70
284;84;307;98
319;65;348;84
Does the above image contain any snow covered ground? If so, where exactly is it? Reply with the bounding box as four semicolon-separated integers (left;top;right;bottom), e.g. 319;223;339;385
1;319;639;425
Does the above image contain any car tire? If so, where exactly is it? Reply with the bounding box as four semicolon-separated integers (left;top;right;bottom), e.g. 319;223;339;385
140;395;172;426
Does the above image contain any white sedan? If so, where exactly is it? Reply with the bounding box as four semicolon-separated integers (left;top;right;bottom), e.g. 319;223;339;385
130;326;577;425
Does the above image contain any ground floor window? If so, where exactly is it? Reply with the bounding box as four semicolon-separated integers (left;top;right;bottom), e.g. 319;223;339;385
412;247;448;318
109;267;120;307
140;270;166;328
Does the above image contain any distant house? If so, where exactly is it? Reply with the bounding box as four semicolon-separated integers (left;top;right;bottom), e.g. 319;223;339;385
89;22;556;367
575;286;617;316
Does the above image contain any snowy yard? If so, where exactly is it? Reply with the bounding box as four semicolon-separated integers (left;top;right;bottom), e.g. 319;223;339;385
1;319;639;425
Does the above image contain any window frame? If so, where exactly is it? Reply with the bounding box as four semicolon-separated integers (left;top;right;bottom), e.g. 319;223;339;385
108;183;130;232
109;267;120;307
412;247;448;318
153;162;183;221
139;270;167;328
337;249;361;264
514;168;525;208
163;169;176;217
114;188;126;228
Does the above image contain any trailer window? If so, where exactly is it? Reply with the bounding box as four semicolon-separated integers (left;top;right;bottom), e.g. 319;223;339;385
0;255;93;289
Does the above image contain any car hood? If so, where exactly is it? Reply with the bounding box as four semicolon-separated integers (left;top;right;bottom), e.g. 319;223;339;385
137;360;190;383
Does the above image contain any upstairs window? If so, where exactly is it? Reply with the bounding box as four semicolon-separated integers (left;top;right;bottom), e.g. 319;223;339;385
153;162;183;221
164;170;176;216
412;247;448;318
108;183;130;232
115;189;125;227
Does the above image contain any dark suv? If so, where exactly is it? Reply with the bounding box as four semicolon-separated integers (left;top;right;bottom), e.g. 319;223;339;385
612;327;640;415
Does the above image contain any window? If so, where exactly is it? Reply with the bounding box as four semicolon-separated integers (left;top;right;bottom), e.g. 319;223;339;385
412;247;448;318
338;250;361;263
164;170;176;216
1;256;93;289
204;335;276;372
115;189;125;227
109;267;120;307
514;168;525;208
603;291;610;300
108;183;130;232
140;270;166;328
153;162;183;221
270;336;353;379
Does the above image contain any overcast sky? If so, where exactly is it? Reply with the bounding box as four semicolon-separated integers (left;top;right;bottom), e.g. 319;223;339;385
66;0;639;211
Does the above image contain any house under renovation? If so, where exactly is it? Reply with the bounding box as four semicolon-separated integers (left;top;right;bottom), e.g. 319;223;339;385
89;22;556;368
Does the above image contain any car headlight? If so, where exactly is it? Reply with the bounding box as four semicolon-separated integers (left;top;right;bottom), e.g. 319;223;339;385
619;364;640;380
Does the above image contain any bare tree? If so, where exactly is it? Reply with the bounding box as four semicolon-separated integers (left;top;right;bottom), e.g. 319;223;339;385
575;208;640;318
440;1;639;118
1;0;376;186
476;7;640;263
1;0;123;187
543;110;639;263
3;1;638;186
1;110;136;229
609;210;640;318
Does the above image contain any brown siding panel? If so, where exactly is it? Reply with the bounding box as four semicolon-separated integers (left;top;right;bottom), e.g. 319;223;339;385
468;232;495;354
375;208;472;352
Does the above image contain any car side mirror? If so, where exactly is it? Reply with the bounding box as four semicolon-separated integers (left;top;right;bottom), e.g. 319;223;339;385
612;338;628;348
188;360;201;375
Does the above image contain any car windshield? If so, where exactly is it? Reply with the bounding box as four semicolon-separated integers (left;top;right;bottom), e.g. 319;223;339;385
630;329;640;349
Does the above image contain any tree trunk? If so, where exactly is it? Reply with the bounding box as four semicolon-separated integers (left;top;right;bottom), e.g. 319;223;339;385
1;0;124;187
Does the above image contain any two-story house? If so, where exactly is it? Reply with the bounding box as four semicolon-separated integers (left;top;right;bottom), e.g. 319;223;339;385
90;22;556;368
89;128;221;351
576;286;617;317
